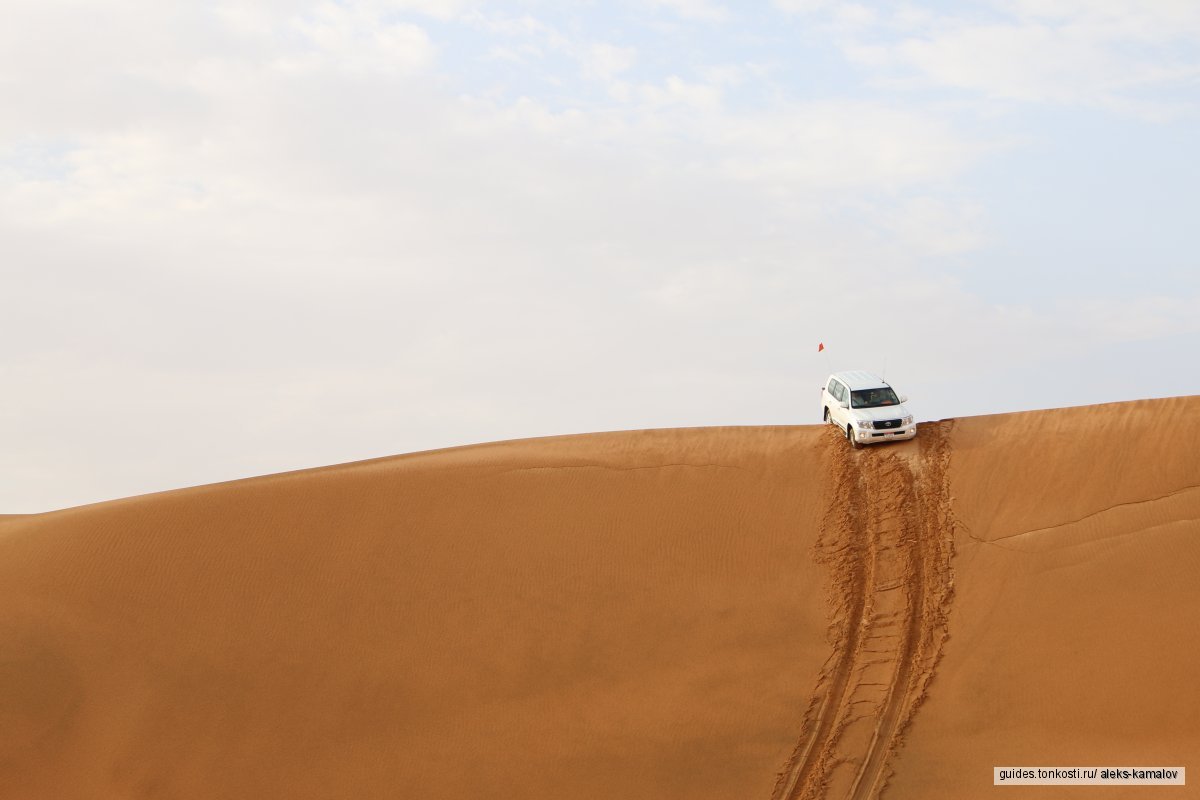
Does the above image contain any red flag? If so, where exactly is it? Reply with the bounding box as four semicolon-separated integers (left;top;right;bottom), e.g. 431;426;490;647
817;342;825;352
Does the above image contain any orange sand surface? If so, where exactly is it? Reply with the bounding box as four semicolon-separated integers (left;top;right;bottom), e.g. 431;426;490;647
2;397;1198;798
889;397;1200;799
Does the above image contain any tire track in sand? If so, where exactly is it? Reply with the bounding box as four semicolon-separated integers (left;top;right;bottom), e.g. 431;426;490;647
773;422;955;800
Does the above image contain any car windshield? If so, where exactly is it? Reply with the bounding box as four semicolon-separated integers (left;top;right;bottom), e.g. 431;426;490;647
851;387;900;409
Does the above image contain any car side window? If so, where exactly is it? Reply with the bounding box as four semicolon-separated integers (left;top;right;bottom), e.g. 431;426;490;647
831;381;844;402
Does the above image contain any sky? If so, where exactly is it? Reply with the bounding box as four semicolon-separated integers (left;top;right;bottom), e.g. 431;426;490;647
3;0;1198;512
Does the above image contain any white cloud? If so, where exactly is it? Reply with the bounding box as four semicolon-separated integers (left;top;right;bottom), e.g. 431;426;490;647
1006;0;1200;40
887;20;1199;109
1070;295;1200;341
714;102;990;190
461;11;643;91
772;0;830;13
645;0;729;23
695;62;771;88
372;0;470;21
774;0;877;30
785;0;1200;115
636;75;723;109
875;196;986;257
286;2;436;75
581;43;638;81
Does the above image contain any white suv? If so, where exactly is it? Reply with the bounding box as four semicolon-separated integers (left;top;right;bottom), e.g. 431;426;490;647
821;370;916;448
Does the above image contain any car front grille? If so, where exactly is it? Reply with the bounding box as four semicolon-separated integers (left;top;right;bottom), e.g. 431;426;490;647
875;418;902;429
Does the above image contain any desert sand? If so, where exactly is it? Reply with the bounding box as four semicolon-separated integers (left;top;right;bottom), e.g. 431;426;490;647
1;397;1197;798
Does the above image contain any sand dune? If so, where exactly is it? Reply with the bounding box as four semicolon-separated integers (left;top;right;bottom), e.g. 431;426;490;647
2;398;1197;798
889;397;1200;799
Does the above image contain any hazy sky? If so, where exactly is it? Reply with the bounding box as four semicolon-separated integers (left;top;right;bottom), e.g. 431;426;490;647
3;0;1198;512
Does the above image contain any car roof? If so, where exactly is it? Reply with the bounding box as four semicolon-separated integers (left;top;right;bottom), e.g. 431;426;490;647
830;370;889;391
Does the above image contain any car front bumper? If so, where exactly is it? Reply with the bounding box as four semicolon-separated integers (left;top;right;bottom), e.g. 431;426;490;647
855;423;917;444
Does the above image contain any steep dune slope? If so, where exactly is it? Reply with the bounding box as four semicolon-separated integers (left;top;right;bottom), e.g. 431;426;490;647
889;396;1200;798
773;423;955;800
0;427;832;800
2;397;1198;799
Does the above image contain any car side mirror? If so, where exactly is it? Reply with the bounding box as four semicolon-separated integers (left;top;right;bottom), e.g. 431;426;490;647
839;400;849;409
899;395;908;403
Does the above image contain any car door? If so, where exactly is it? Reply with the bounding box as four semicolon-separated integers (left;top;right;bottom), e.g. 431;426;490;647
829;380;849;428
823;379;838;424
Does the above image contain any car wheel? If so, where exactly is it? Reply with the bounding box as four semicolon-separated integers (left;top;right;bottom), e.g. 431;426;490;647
846;424;861;449
823;407;830;423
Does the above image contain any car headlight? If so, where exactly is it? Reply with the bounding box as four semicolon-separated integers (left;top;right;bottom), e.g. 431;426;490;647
857;418;873;429
903;415;913;426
